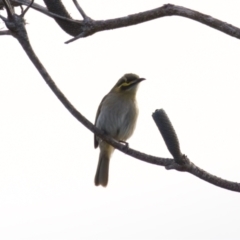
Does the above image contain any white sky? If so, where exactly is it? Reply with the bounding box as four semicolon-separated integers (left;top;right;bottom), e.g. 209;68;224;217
1;1;240;239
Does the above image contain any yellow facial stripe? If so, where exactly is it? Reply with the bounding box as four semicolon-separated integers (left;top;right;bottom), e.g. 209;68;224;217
121;82;131;87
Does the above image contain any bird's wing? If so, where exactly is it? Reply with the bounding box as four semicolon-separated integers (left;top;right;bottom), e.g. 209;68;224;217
94;95;107;148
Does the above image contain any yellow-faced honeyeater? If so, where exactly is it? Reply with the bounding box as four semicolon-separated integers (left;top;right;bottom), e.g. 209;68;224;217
94;73;145;187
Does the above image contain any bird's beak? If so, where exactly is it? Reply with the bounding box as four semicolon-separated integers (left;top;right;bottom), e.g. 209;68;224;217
136;78;146;83
128;78;146;88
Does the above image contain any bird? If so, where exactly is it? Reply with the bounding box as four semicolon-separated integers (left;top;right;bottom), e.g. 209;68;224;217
94;73;145;187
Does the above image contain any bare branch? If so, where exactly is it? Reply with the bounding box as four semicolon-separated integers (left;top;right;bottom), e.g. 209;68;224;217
0;0;20;9
65;3;240;43
0;29;11;35
42;0;82;36
3;1;240;44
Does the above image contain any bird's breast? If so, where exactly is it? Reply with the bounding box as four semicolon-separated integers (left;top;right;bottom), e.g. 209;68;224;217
96;95;138;141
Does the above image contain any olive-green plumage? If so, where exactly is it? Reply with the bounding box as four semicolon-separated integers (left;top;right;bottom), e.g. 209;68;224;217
94;73;145;187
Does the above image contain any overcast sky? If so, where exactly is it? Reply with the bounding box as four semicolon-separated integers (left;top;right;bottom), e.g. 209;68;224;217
1;1;240;239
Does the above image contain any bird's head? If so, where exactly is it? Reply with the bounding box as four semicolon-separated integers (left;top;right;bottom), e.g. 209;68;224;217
111;73;145;95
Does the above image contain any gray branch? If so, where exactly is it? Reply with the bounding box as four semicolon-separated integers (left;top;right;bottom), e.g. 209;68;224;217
1;1;240;44
0;29;11;35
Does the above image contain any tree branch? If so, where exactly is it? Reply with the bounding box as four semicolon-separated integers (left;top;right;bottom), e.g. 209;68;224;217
1;0;240;192
65;3;240;43
0;0;82;29
0;29;12;35
2;1;240;44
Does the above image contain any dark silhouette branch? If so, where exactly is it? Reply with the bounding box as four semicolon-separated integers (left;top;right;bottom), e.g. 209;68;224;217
43;0;240;43
1;0;240;192
41;0;82;36
1;1;240;44
0;0;81;27
0;0;21;9
0;29;11;35
65;3;240;43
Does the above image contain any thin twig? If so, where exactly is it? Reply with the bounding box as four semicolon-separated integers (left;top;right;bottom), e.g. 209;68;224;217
72;0;88;20
20;0;33;17
2;0;14;18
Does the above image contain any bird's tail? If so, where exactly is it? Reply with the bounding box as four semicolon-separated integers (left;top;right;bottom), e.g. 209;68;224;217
94;147;113;187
